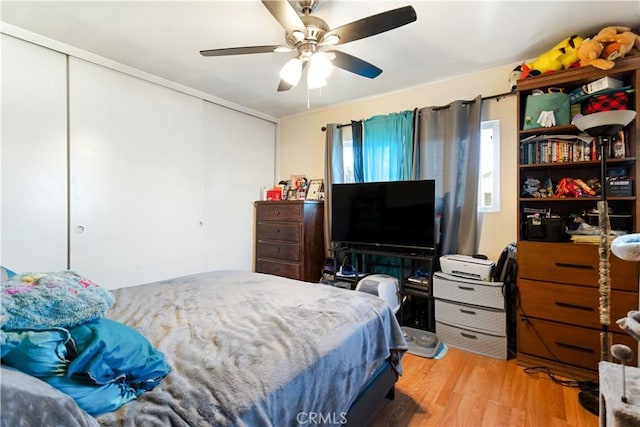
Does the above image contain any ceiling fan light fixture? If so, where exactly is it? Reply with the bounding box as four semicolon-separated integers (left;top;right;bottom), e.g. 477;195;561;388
309;51;333;78
280;57;303;85
274;46;293;53
307;72;327;90
320;34;340;46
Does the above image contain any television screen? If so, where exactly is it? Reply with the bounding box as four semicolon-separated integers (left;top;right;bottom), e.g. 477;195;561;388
331;180;436;251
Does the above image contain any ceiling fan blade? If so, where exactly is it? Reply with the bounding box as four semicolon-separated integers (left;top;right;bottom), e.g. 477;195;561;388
323;5;416;46
277;80;294;92
329;50;382;79
261;0;307;35
200;46;288;57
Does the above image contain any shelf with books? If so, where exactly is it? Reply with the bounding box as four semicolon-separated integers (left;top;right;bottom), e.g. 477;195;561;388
515;55;639;379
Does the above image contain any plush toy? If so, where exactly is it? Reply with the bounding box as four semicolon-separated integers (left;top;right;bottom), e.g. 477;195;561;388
594;26;640;60
519;35;584;79
577;38;615;70
578;26;640;70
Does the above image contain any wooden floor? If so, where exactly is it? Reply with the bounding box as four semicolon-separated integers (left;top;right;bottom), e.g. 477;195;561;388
369;347;598;427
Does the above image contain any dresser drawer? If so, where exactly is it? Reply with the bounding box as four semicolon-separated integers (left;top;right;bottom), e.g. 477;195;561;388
518;279;638;329
517;241;639;291
256;203;302;222
256;241;301;262
436;320;508;359
435;299;505;335
256;259;301;280
518;318;638;371
433;272;505;310
257;222;302;242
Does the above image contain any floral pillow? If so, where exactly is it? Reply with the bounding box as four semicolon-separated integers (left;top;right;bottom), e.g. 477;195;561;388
1;271;114;330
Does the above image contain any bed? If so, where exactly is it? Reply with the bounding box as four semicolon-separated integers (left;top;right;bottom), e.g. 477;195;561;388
1;270;407;426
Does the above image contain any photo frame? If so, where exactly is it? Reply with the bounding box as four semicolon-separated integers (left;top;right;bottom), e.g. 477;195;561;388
287;189;298;200
306;179;324;200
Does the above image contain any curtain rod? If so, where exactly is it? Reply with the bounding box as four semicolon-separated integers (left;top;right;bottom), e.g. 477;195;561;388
320;91;514;131
321;121;360;132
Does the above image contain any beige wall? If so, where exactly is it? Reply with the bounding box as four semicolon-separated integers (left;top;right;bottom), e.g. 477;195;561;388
278;62;520;261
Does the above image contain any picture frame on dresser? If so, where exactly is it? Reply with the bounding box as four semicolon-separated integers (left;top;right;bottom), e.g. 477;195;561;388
306;179;323;200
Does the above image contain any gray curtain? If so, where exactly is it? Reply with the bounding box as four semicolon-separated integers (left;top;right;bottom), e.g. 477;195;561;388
416;96;482;255
323;124;344;256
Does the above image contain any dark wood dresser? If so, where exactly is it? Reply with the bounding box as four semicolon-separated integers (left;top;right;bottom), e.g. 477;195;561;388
254;200;325;282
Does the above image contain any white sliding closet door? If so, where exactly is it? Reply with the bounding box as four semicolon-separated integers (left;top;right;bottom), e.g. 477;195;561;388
203;102;275;271
1;34;68;272
69;58;205;289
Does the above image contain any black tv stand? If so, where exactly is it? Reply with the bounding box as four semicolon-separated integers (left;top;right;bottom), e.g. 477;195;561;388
328;241;439;332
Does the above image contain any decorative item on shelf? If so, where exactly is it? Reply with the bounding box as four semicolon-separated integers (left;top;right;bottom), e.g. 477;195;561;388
573;108;637;415
523;88;570;130
266;187;282;200
305;179;324;200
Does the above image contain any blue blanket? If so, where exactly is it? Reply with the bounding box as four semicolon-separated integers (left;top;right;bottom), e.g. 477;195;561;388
1;271;114;330
1;319;170;415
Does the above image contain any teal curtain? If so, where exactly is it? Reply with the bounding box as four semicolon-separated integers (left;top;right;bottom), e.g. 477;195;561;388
362;110;414;182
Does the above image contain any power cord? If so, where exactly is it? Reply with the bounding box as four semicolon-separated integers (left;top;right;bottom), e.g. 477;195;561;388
514;284;599;388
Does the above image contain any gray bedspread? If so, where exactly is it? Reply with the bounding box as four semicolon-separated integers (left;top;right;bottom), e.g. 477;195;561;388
97;270;407;426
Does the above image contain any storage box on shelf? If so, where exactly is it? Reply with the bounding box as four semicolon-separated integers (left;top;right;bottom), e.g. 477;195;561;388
515;55;640;380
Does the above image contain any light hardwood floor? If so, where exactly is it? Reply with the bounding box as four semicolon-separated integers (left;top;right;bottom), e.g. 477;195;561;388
369;347;598;427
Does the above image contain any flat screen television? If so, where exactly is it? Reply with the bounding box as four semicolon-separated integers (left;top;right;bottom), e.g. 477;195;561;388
331;180;437;252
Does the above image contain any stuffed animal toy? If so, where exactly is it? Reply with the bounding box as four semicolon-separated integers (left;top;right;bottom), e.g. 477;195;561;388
577;38;615;70
594;26;640;60
578;26;640;70
519;35;584;79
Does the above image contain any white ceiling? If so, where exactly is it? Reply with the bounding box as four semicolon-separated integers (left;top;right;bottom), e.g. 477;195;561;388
1;1;639;119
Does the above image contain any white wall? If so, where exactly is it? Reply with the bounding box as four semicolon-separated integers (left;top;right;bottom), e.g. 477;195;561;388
278;63;520;261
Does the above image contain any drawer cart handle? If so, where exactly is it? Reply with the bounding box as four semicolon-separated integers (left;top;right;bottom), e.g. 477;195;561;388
458;286;475;291
555;341;594;353
460;332;478;340
460;309;477;315
554;262;594;271
554;301;594;312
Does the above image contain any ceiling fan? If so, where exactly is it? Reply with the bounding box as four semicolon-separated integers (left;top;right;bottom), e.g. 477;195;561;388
200;0;417;91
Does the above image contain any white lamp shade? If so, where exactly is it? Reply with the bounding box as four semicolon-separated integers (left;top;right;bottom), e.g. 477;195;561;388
279;58;302;86
307;52;333;89
574;110;636;136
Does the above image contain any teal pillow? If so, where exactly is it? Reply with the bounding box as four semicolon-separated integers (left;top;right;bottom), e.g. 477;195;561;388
1;328;69;376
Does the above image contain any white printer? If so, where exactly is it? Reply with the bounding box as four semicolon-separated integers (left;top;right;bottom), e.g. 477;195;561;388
439;254;495;282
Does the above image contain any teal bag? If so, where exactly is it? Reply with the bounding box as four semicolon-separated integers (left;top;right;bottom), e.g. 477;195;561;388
523;88;570;130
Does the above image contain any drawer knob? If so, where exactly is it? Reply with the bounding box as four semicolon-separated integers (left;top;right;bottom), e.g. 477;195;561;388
460;332;478;340
554;301;594;312
275;210;280;215
555;341;594;354
276;228;280;233
554;262;594;271
276;248;280;252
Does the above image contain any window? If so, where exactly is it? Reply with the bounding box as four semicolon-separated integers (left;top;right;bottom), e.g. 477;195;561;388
342;138;355;183
341;125;356;183
478;120;500;212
